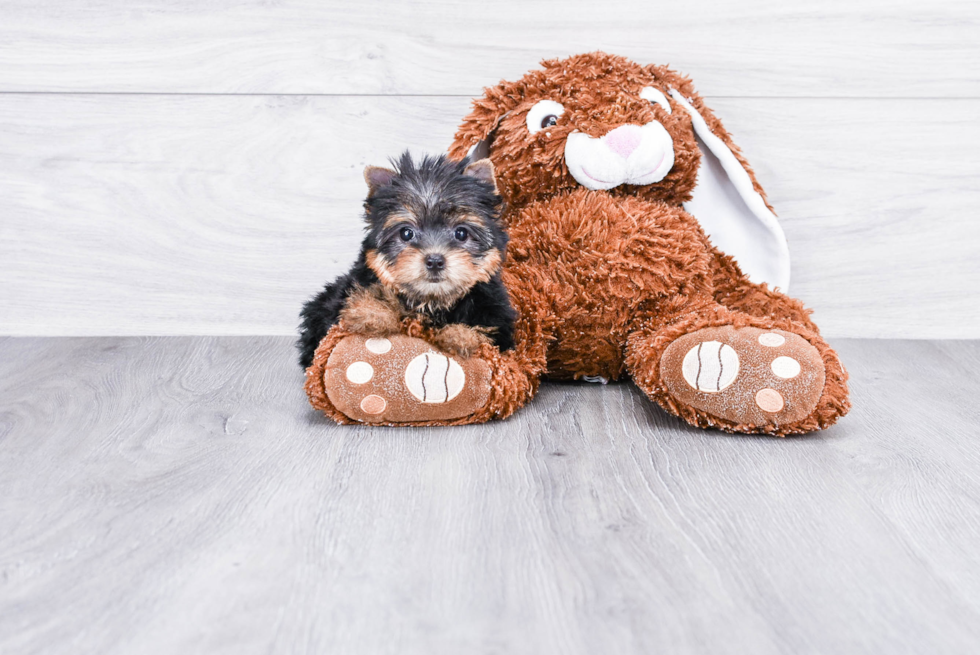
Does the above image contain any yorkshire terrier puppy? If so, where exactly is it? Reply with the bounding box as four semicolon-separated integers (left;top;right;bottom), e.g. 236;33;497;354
298;152;516;368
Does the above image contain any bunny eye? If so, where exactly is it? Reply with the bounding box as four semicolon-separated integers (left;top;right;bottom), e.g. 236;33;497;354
526;100;565;134
640;87;672;114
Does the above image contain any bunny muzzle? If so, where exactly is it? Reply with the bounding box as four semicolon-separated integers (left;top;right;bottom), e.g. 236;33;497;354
565;122;675;191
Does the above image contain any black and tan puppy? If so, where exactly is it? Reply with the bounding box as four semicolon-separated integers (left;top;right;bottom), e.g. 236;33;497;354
298;152;516;368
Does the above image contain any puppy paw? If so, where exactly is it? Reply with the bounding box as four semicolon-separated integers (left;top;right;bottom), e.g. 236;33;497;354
339;286;402;336
429;324;492;359
659;326;825;430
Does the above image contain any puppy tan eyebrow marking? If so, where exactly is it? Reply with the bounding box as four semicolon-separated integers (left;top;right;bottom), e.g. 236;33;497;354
383;212;419;230
448;213;489;227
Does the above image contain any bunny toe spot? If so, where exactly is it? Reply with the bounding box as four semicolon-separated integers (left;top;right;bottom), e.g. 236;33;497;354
758;332;785;347
365;337;392;354
755;388;784;413
771;356;801;379
345;361;374;384
360;394;387;415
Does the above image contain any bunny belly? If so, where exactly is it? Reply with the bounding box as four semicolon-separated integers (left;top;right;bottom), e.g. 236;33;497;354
504;189;715;380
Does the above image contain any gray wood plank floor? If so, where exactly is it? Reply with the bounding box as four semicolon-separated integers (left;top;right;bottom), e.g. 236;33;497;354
1;336;979;654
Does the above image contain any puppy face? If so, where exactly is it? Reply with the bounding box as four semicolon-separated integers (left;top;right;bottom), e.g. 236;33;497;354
362;154;506;309
449;52;704;208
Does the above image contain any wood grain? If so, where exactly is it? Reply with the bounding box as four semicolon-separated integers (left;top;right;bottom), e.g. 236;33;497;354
1;336;979;654
1;94;977;338
0;0;977;97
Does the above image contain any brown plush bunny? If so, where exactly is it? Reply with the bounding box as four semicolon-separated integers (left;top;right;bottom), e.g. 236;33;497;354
305;52;850;435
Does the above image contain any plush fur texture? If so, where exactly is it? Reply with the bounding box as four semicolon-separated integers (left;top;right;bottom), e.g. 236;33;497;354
305;53;849;435
297;152;516;368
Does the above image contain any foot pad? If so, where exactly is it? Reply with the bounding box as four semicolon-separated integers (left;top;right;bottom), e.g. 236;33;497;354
324;334;492;424
661;327;825;428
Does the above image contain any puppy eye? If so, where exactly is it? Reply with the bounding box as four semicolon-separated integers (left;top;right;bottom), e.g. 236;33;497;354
526;99;565;134
640;87;672;114
453;226;469;242
399;227;415;242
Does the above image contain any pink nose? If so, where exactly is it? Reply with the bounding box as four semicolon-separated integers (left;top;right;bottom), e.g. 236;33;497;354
603;124;642;159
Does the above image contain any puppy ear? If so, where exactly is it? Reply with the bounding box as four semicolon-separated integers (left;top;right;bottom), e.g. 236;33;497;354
364;166;396;198
667;88;792;292
463;158;498;193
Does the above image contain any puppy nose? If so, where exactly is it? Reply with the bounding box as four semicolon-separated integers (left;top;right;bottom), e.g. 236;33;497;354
604;124;642;159
425;254;446;271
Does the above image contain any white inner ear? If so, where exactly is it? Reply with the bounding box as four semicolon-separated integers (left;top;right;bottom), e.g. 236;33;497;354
668;89;791;292
465;111;510;161
467;139;490;161
640;87;672;114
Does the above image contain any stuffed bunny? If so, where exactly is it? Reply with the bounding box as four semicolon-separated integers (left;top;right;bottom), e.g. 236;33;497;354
305;52;849;435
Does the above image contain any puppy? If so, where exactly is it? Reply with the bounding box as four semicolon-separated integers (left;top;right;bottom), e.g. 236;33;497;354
298;152;516;368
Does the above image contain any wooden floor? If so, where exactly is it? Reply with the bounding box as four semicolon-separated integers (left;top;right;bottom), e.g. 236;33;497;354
1;336;979;654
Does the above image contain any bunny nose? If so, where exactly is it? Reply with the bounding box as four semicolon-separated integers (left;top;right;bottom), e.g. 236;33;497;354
603;124;642;159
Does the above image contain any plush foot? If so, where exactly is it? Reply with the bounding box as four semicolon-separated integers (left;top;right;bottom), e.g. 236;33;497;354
321;334;492;424
659;326;825;430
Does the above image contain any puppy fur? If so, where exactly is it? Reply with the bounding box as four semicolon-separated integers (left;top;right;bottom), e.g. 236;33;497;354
297;152;516;367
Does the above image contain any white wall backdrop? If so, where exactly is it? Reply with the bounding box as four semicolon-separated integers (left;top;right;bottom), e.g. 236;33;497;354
1;0;978;338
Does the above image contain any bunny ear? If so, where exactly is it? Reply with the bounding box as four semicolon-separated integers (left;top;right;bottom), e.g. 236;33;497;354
450;110;509;162
466;137;491;162
449;78;521;162
668;89;792;292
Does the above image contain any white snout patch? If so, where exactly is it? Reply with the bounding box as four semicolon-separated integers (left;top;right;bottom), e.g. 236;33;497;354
565;121;675;191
